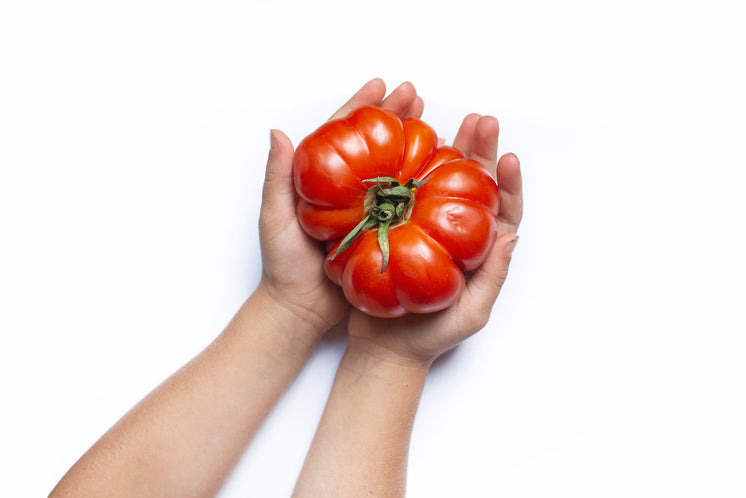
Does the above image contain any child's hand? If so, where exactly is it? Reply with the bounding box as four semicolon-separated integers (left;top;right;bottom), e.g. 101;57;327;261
347;114;523;366
257;79;426;334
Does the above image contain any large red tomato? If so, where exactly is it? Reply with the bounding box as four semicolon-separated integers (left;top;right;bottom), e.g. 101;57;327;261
293;106;499;318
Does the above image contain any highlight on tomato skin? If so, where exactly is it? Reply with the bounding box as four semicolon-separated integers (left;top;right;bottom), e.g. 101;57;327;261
294;105;500;318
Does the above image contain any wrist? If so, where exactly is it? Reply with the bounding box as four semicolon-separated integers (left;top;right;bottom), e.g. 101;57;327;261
250;283;330;343
346;336;433;376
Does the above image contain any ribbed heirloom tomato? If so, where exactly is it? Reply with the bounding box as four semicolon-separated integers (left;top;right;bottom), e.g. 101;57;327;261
293;106;500;318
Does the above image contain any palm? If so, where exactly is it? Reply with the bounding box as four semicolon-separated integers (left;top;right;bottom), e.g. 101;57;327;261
348;303;468;361
348;112;524;363
260;198;345;327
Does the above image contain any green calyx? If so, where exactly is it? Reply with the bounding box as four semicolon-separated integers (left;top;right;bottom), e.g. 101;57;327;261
330;176;429;273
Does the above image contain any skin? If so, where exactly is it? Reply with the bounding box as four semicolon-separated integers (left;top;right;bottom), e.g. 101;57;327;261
49;79;523;498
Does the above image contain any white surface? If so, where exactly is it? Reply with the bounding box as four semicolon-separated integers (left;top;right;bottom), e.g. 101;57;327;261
1;1;745;496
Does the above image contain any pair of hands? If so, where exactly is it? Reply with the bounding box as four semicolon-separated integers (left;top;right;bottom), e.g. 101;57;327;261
259;79;523;368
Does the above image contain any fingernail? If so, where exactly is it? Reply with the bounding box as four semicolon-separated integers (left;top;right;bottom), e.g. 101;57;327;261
269;129;278;151
505;235;519;255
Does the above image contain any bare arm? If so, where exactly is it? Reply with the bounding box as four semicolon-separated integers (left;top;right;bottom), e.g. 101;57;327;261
292;341;429;497
50;288;329;498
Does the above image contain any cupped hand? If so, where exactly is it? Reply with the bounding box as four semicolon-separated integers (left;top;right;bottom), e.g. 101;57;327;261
347;113;523;366
258;79;426;333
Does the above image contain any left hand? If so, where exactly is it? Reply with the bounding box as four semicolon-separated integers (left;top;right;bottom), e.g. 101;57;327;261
347;113;524;366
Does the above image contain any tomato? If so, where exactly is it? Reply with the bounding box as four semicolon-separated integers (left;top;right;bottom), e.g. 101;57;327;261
293;106;499;318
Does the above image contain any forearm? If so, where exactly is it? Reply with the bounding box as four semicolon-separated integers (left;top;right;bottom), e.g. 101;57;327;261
51;286;325;498
293;339;430;498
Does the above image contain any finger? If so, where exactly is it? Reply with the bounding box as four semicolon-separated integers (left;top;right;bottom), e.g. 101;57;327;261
329;78;387;121
464;232;519;316
261;129;297;222
380;81;418;117
453;113;480;156
402;95;425;120
495;153;523;233
469;116;500;177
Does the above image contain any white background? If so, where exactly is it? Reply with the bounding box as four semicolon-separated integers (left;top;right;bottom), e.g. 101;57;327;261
2;1;745;496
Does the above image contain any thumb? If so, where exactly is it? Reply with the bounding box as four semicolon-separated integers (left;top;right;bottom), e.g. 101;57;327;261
465;232;519;313
261;129;296;217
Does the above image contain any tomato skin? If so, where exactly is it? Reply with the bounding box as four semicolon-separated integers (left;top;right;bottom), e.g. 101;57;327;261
415;146;463;181
340;231;407;318
294;107;404;209
398;118;439;182
415;159;500;214
387;224;465;314
297;199;365;241
294;106;499;317
324;237;356;287
409;197;498;271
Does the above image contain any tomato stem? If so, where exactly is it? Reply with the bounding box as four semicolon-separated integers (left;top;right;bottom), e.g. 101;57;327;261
332;216;377;258
329;176;429;273
378;220;391;272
